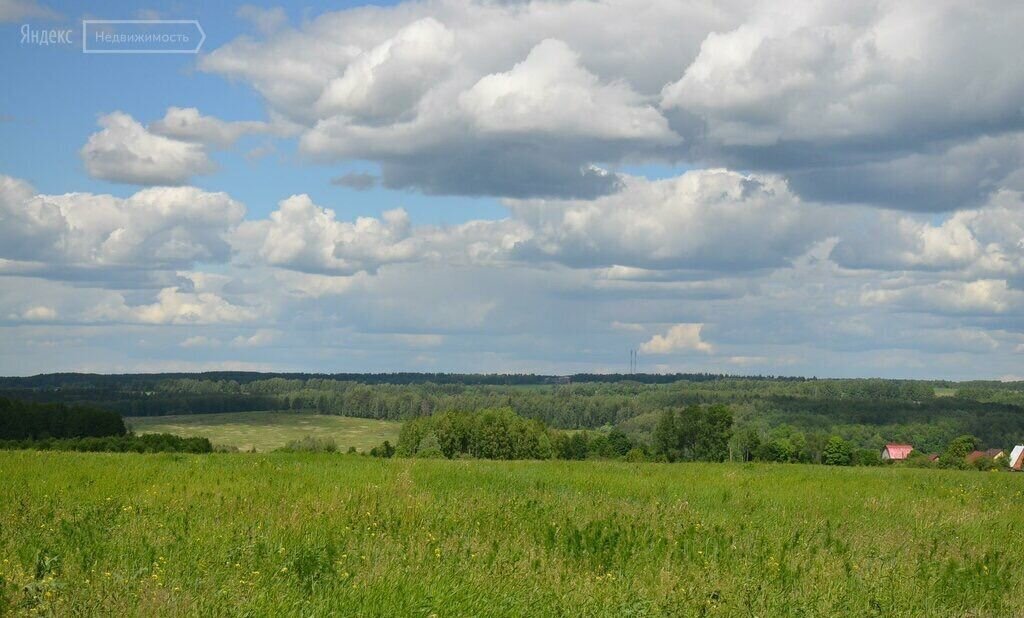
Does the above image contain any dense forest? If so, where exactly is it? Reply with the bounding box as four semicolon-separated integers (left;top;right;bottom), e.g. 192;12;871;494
381;404;1012;471
0;398;210;453
0;371;805;389
2;373;1024;459
0;397;125;440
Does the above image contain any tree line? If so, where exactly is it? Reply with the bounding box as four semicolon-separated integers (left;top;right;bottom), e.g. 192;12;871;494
0;398;210;453
386;406;730;462
0;371;808;390
5;374;1024;458
383;405;1016;473
391;408;651;461
0;397;125;440
0;433;212;454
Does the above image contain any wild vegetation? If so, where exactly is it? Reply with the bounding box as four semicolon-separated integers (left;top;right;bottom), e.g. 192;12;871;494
4;374;1024;460
0;433;212;454
1;451;1022;616
2;375;1022;614
0;398;125;441
381;406;1016;473
0;398;209;454
127;411;400;453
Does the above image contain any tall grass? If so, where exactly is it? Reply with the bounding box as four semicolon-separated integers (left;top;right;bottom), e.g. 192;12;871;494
1;452;1021;616
126;412;399;452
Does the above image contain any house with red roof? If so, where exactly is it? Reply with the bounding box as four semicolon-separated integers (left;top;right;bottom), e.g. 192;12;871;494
880;443;914;461
966;449;1005;464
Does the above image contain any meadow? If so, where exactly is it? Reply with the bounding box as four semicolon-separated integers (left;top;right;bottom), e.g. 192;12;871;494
125;412;399;452
1;452;1022;616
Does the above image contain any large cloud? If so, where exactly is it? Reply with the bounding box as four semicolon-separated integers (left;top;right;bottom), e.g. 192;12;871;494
87;286;260;325
200;1;718;198
314;17;457;122
197;0;1024;208
831;190;1024;276
80;112;217;185
506;169;823;271
783;132;1024;212
232;195;425;275
662;2;1024;144
0;175;245;273
231;169;823;275
659;1;1024;209
200;1;731;122
459;39;675;142
860;279;1022;316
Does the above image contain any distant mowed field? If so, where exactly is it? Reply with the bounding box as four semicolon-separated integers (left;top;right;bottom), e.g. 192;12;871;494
2;454;1023;616
126;412;399;452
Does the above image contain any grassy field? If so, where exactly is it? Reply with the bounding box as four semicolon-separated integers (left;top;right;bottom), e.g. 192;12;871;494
2;453;1023;616
125;412;400;452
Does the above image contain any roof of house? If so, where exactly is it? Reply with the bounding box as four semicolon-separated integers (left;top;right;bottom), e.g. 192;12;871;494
883;443;914;459
984;448;1004;458
966;450;986;463
927;453;940;461
1011;445;1024;470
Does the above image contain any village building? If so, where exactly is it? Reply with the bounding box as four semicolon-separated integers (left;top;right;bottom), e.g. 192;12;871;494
1011;445;1024;471
881;443;914;461
966;449;1005;464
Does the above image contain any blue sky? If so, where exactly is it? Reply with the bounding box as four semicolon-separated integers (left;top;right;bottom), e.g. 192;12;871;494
1;0;1023;378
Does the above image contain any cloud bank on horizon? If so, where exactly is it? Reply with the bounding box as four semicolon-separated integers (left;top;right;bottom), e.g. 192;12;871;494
1;0;1024;378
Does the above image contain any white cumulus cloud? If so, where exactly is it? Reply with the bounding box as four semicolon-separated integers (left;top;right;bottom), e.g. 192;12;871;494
194;0;1024;208
0;174;245;271
150;107;284;148
88;287;259;325
233;195;423;275
81;112;216;185
460;39;676;142
640;323;713;354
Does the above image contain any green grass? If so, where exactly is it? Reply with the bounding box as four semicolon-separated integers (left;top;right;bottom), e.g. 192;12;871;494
934;387;958;397
2;453;1023;616
125;412;399;452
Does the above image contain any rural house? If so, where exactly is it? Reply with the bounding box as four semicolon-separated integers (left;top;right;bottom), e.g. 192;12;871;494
966;449;1005;464
1011;445;1024;471
881;443;914;461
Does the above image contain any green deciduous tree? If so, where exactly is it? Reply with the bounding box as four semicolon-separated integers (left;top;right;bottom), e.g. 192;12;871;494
822;436;852;466
653;405;734;462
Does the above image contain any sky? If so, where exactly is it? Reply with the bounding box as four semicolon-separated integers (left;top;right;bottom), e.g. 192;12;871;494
1;0;1023;379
